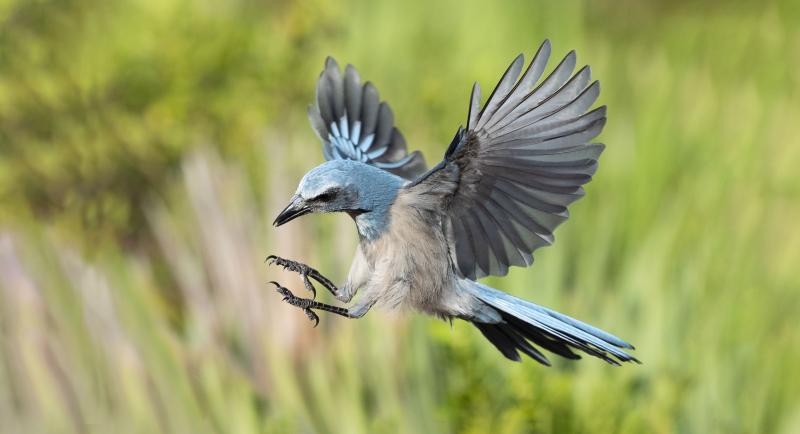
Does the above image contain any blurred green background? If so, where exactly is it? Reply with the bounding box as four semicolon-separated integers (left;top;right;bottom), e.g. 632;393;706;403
1;0;799;433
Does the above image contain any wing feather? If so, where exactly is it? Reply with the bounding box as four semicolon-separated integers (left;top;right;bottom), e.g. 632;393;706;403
308;58;427;180
407;41;606;279
483;40;552;129
475;54;525;131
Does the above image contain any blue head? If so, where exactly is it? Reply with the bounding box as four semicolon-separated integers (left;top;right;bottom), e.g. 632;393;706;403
273;160;405;239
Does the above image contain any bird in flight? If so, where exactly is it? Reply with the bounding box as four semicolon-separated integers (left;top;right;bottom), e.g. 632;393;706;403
268;40;638;365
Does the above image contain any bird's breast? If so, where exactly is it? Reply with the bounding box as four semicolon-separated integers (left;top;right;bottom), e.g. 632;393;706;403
361;194;455;313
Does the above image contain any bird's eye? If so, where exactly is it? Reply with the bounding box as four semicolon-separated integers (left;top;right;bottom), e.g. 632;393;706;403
314;189;339;202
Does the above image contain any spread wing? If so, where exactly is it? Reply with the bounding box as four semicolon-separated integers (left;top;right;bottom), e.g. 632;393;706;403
307;57;427;180
407;40;606;280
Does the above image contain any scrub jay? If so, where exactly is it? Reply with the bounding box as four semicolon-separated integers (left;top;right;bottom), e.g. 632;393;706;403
269;40;637;365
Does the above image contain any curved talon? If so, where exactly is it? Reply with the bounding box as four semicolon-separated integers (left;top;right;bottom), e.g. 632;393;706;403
270;281;290;298
301;271;317;299
267;268;348;326
304;309;320;327
265;256;319;298
270;281;317;326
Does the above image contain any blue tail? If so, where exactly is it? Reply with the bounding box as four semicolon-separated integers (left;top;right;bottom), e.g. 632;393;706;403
464;282;638;366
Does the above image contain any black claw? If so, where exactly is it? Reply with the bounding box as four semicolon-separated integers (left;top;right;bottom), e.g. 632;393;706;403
302;272;317;299
268;264;350;324
304;309;320;327
270;281;290;298
271;280;321;326
265;255;320;298
266;256;304;274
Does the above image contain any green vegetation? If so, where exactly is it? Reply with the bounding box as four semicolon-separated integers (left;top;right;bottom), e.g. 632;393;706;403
1;0;799;432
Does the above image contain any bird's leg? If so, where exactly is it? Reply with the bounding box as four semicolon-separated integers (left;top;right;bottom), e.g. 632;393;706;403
265;255;340;299
271;281;362;327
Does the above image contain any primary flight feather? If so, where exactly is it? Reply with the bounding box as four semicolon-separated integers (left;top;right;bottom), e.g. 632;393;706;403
269;40;637;365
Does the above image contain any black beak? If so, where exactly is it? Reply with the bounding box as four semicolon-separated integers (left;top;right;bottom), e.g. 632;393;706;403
273;195;311;227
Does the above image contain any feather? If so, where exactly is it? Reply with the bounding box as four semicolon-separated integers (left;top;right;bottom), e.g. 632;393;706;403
505;315;582;360
307;105;327;141
361;82;380;136
495;118;606;152
324;58;345;118
481;197;534;266
492;106;606;145
475;202;516;276
375;128;405;163
466;283;638;364
498;324;551;365
343;64;362;121
467;82;482;130
483;40;552;130
475;54;525;130
474;323;521;362
307;57;427;180
316;74;335;125
495;80;601;138
464;212;492;278
474;207;510;276
374;103;394;150
488;51;577;134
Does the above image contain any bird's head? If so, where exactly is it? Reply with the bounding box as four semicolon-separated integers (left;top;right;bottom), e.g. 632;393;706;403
273;160;404;236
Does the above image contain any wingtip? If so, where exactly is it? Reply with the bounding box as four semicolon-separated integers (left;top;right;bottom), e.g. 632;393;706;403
532;40;552;66
594;143;607;154
565;49;577;62
467;82;482;130
324;56;339;70
344;63;360;80
579;64;592;81
363;80;378;98
538;354;552;367
470;81;482;102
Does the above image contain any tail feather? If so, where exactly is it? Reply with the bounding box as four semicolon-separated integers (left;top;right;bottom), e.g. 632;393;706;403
465;282;638;365
474;322;551;366
503;314;581;360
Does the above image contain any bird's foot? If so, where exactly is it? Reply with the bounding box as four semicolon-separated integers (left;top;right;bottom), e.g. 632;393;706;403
271;281;320;327
266;255;318;298
265;255;311;274
265;255;339;299
270;281;353;326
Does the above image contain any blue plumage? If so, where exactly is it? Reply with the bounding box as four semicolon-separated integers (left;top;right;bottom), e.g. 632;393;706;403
296;160;404;240
271;40;638;366
308;57;427;180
